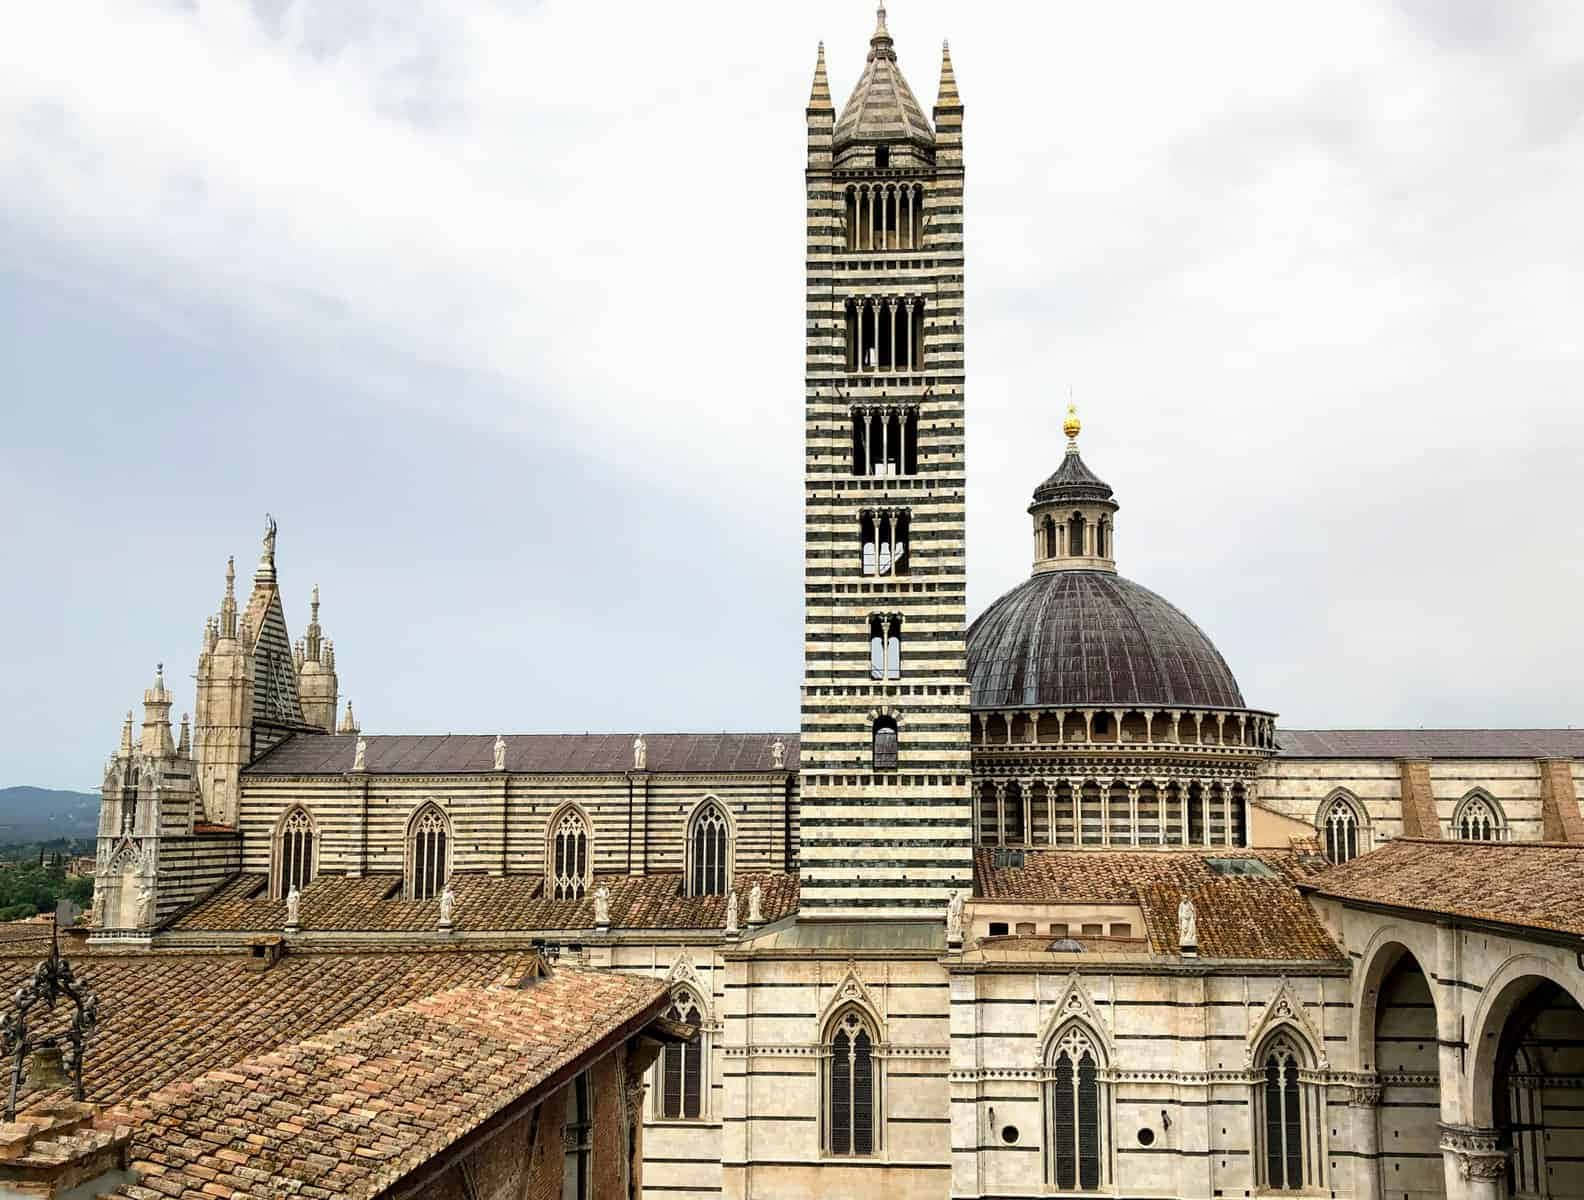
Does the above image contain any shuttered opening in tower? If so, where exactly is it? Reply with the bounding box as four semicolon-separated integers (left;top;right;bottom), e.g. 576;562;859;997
1054;1053;1076;1189
1077;1056;1100;1189
853;1030;874;1155
831;1029;852;1155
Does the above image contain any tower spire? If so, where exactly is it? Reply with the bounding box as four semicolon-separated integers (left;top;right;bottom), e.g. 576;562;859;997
808;42;832;111
218;556;237;640
937;39;960;107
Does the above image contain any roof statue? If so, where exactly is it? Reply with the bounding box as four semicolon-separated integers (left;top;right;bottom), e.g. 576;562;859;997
1178;896;1198;955
352;736;367;772
593;885;611;929
493;734;507;772
945;889;964;945
747;880;764;926
438;884;455;929
284;886;300;930
633;736;646;770
724;891;739;936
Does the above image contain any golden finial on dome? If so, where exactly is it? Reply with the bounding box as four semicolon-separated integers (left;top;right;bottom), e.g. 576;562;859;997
1062;401;1081;446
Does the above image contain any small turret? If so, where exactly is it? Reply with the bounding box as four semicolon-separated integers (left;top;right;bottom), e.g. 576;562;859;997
1029;404;1119;574
296;583;340;735
337;699;359;735
177;712;191;756
118;710;134;756
219;557;237;640
139;664;176;756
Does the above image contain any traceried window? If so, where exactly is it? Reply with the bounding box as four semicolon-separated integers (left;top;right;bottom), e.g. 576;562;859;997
872;717;899;771
550;808;591;901
1455;793;1503;841
1045;1023;1108;1190
562;1070;592;1199
826;1010;878;1157
408;805;450;901
278;807;315;900
1256;1035;1318;1191
686;801;730;897
659;990;705;1120
1321;795;1362;864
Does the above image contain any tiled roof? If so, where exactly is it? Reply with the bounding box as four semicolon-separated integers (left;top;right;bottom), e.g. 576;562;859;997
171;869;800;934
1301;838;1584;938
246;731;800;776
1275;729;1584;759
0;944;544;1106
973;849;1342;961
105;966;668;1200
966;572;1248;711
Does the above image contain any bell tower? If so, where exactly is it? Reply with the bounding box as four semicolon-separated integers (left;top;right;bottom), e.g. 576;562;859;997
798;9;973;917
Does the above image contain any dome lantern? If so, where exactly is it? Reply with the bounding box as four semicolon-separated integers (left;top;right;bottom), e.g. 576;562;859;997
1028;404;1118;574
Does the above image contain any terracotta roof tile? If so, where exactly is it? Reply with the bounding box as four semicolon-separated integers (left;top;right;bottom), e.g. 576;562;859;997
1301;838;1584;938
974;849;1341;961
172;870;799;934
102;966;667;1200
0;945;546;1106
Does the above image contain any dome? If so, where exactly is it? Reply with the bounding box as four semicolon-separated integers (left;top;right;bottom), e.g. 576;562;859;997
832;9;934;153
966;571;1246;711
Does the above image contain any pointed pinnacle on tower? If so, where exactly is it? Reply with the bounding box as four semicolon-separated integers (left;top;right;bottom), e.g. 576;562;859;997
254;513;278;584
809;41;832;111
219;556;238;639
937;39;960;107
119;710;134;756
177;713;191;756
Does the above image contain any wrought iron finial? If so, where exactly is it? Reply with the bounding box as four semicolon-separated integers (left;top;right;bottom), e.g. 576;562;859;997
2;918;98;1119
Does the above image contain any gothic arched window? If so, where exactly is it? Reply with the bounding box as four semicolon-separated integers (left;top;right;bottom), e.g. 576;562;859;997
1455;793;1503;841
1256;1034;1319;1191
407;805;450;901
1045;1023;1108;1190
686;801;730;897
549;807;591;901
277;807;315;900
872;717;898;772
826;1009;879;1157
1320;794;1363;864
658;989;706;1120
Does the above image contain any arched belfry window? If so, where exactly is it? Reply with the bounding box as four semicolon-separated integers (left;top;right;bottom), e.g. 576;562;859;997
1044;1023;1109;1190
658;988;707;1120
1320;794;1364;864
407;804;451;901
1454;792;1504;841
686;801;731;897
1068;512;1086;558
872;717;898;771
1255;1033;1321;1191
549;807;591;901
825;1008;879;1157
277;807;315;900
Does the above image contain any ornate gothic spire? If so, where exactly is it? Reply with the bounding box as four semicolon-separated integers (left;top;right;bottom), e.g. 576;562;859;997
937;40;960;108
809;42;832;111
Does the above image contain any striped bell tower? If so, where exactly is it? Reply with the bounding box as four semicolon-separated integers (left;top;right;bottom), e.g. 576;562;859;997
799;9;973;918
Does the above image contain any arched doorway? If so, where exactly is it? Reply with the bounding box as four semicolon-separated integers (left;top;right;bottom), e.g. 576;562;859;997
1375;950;1446;1200
1489;979;1584;1199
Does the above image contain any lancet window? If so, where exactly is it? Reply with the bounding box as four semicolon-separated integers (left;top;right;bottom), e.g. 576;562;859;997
549;807;592;901
1454;792;1503;841
1044;1023;1108;1190
407;804;450;901
1320;795;1363;864
277;807;315;900
686;801;730;897
825;1009;879;1157
658;990;706;1120
1255;1034;1320;1191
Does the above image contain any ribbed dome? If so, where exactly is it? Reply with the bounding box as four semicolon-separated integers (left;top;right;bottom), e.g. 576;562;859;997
833;11;934;152
967;571;1246;710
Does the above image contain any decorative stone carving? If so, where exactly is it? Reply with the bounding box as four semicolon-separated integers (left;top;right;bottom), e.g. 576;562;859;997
1245;977;1329;1071
724;891;738;935
770;738;786;769
136;884;155;927
284;886;300;930
593;885;611;928
438;884;455;929
945;889;964;945
1036;971;1114;1064
1439;1125;1507;1180
352;736;367;772
493;734;506;772
1349;1083;1383;1108
633;736;647;770
1177;895;1198;954
747;880;764;926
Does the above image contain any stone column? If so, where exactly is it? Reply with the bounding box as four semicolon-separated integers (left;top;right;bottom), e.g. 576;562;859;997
1439;1125;1507;1200
994;781;1007;845
1350;1081;1383;1200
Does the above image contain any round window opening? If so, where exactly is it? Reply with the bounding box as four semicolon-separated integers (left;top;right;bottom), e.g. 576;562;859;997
1000;1125;1019;1145
1138;1128;1156;1146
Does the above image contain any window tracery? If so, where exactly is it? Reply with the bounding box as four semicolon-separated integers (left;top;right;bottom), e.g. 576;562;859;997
1044;1023;1108;1190
686;802;730;897
1256;1034;1318;1191
1321;795;1363;864
826;1009;878;1157
408;805;450;901
549;808;591;901
658;989;706;1120
1455;793;1503;841
277;807;315;900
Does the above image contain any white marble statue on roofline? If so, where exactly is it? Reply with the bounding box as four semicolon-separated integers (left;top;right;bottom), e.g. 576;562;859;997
1178;895;1198;954
493;734;507;772
724;890;739;935
945;889;964;945
352;735;367;772
747;880;764;925
593;884;611;928
633;735;647;770
438;883;455;928
771;738;786;769
284;885;300;929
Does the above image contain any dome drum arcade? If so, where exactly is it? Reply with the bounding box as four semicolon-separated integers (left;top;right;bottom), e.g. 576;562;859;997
967;406;1276;849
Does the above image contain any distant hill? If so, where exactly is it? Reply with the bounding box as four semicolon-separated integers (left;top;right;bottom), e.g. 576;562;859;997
0;787;100;844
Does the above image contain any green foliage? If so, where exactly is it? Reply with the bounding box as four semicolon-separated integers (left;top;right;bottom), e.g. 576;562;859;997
0;859;89;923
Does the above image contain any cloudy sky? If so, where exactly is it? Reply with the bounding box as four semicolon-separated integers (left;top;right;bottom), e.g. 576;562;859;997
3;1;1581;791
